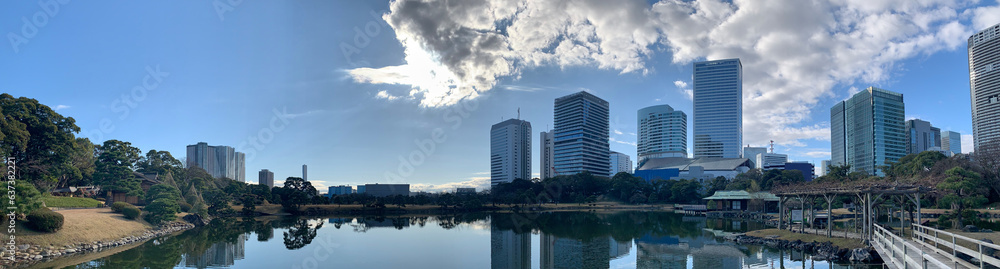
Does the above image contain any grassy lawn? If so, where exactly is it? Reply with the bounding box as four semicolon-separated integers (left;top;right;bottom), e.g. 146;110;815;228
16;208;151;247
746;228;866;249
42;196;103;208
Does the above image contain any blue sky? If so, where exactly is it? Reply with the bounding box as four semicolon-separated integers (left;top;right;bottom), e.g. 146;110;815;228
2;0;998;192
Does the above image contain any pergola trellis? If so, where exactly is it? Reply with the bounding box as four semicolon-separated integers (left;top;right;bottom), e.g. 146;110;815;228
771;182;935;241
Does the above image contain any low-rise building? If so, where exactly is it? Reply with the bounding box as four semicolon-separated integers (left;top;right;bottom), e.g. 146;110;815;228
327;185;353;197
702;190;779;213
634;157;752;182
784;162;815;181
363;184;410;197
457;187;476;194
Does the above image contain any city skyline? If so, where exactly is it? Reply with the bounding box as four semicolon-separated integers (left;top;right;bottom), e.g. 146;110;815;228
4;1;995;191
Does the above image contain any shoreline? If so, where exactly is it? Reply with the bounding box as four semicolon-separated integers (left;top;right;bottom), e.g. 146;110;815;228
724;233;882;264
3;221;194;268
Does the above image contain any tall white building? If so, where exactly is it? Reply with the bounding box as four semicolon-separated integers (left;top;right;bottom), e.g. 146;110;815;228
302;164;307;180
637;105;687;162
693;59;742;158
942;131;963;156
186;142;246;182
540;130;555;179
491;119;532;185
609;151;632;175
818;160;831;177
969;22;1000;152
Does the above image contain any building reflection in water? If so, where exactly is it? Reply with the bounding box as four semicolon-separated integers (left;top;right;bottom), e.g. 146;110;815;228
539;233;631;269
635;217;765;268
491;227;531;269
179;233;247;268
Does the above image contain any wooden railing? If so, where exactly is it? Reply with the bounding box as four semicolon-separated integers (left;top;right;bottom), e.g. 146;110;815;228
872;224;951;268
912;223;1000;268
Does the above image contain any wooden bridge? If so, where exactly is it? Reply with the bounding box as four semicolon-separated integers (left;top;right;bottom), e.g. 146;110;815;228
771;182;1000;268
872;223;1000;269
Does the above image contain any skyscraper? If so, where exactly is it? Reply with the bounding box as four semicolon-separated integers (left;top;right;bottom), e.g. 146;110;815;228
258;169;274;188
553;91;610;177
942;131;963;156
186;142;246;182
302;164;307;181
637;104;687;162
969;22;1000;153
609;151;632;175
905;119;942;154
818;160;831;177
491;119;532;185
830;87;906;175
742;146;767;167
540;130;555;179
693;59;742;158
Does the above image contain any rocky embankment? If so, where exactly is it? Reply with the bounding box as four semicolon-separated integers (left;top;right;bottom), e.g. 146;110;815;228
727;234;883;264
1;221;194;267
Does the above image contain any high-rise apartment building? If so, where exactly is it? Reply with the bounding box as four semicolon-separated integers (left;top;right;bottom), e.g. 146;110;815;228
969;22;1000;152
609;151;632;175
540;130;555;179
942;131;963;156
186;142;246;182
637;105;687;162
831;87;906;175
491;119;532;185
905;119;941;154
258;169;274;188
302;165;307;181
693;59;742;158
553;91;611;177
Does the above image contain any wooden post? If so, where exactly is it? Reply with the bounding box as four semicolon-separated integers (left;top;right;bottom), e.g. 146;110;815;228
778;197;784;230
824;194;833;238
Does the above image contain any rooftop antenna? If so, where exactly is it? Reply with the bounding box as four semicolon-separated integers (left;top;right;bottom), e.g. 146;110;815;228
517;107;520;120
769;140;775;153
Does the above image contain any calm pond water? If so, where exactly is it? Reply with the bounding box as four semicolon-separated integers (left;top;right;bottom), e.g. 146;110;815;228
36;211;879;268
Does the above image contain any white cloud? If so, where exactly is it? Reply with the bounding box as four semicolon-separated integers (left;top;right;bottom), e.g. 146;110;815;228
614;129;624;135
54;105;70;110
674;80;693;100
410;176;490;193
375;90;402;101
804;151;832;158
967;3;1000;31
962;134;974;154
351;0;980;148
610;137;637;146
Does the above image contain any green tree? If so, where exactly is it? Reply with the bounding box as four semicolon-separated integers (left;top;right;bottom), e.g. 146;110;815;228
279;177;317;212
55;138;97;188
144;198;180;224
0;94;80;189
0;181;43;218
94;140;143;199
147;184;181;201
136;150;182;175
937;167;988;229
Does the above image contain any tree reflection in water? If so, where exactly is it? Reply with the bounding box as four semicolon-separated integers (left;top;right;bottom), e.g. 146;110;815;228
282;219;323;250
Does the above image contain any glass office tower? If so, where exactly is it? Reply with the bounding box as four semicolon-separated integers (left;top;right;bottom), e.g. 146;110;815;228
830;87;906;175
693;59;742;158
553;91;610;177
637;104;687;162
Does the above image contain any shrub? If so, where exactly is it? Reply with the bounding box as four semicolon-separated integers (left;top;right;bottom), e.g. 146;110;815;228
111;201;134;213
178;201;192;213
143;198;180;224
26;208;64;232
0;182;43;217
121;206;141;220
